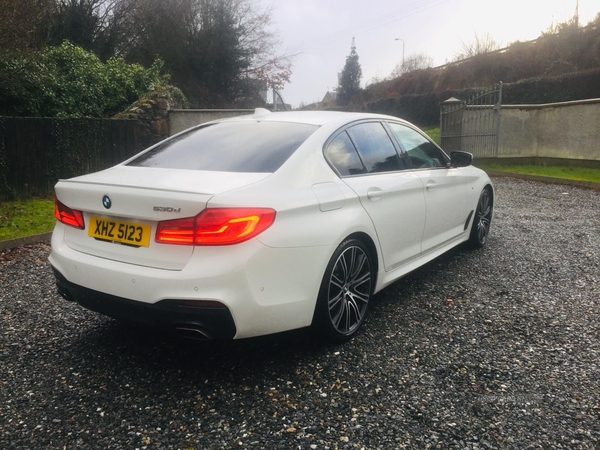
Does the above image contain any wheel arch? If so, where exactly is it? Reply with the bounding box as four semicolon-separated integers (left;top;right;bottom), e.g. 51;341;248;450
467;183;495;248
484;182;495;217
344;231;380;292
311;231;379;341
468;181;495;228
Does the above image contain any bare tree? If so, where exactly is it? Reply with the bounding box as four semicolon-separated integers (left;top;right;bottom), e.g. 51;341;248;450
454;32;501;60
390;52;433;77
232;0;293;89
0;0;55;51
40;0;140;59
118;0;292;106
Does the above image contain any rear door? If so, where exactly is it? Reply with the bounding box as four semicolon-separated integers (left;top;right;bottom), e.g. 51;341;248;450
325;121;426;272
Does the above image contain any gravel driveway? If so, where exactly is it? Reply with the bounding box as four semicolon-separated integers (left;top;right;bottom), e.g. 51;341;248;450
1;178;599;449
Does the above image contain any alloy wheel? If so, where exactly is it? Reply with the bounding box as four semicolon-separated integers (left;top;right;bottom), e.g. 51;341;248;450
327;245;372;335
476;189;492;245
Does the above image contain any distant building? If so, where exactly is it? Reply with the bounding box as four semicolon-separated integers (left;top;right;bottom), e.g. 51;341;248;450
322;91;338;106
265;102;292;111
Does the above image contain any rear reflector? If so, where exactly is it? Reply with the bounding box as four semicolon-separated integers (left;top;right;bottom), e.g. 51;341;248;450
156;208;276;246
54;197;85;229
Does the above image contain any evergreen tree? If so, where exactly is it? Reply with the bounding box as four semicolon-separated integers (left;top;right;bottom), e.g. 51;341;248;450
337;37;362;106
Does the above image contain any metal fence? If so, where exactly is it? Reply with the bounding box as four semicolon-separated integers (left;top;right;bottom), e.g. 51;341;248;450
440;83;502;158
0;117;145;200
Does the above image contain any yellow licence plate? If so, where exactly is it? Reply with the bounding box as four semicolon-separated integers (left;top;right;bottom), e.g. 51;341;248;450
88;217;152;247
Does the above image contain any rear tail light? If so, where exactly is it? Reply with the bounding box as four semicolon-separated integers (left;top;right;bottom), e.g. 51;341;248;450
156;208;276;246
54;197;85;229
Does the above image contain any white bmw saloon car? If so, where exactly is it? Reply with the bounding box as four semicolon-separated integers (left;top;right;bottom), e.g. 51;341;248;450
50;109;493;342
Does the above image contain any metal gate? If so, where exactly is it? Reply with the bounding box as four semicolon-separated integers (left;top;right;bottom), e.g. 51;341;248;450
440;82;502;158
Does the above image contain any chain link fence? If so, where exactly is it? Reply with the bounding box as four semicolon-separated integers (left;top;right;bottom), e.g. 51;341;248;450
0;117;145;200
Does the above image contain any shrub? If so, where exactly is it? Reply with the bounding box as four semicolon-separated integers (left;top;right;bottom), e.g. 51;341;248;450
0;41;168;117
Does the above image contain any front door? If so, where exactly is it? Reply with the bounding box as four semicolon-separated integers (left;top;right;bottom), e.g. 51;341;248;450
387;122;468;252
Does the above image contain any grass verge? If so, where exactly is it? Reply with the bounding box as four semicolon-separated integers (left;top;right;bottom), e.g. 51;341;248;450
475;163;600;183
421;126;440;144
0;197;55;241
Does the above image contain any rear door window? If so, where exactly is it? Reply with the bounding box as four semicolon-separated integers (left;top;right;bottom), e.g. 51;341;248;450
128;121;318;173
324;131;366;176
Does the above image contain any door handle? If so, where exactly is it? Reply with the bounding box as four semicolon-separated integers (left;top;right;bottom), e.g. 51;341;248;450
426;180;437;191
367;187;384;201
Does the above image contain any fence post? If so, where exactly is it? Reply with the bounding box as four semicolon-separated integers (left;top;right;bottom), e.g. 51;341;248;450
440;97;464;152
494;82;503;157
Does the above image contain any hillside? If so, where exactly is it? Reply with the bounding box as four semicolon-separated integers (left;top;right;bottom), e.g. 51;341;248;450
337;15;600;126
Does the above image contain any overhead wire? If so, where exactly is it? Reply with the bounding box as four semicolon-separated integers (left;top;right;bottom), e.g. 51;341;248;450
278;0;450;58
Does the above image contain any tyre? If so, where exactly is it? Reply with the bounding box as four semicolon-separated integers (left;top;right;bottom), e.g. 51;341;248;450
313;238;374;343
468;186;493;248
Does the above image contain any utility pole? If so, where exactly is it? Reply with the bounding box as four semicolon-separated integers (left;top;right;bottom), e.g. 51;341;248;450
575;0;579;27
395;38;405;68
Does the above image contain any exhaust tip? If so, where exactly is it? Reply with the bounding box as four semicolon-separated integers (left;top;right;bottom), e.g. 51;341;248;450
174;326;214;341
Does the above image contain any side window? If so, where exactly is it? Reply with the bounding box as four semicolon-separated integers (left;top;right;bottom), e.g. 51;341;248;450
346;122;403;173
388;123;447;169
324;131;366;176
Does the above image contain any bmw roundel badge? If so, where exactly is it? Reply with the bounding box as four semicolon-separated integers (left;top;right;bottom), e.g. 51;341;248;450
102;195;112;209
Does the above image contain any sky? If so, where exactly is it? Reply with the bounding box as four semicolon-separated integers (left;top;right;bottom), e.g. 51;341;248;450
263;0;599;108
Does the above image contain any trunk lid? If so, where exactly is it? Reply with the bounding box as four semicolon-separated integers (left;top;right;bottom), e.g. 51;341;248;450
55;166;270;270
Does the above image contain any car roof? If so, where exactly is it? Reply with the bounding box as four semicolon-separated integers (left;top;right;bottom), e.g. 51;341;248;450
221;109;409;127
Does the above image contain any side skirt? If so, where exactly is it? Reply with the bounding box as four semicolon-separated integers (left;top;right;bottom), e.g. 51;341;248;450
374;232;470;293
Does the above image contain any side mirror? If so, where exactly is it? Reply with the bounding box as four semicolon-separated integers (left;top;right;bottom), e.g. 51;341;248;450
450;151;473;168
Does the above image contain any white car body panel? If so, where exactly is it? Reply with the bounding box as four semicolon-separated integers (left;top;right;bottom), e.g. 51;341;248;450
414;167;469;252
50;226;334;338
343;170;426;271
375;230;470;292
62;165;272;195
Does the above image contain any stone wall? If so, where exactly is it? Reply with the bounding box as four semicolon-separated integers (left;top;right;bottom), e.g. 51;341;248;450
498;98;600;161
117;86;187;149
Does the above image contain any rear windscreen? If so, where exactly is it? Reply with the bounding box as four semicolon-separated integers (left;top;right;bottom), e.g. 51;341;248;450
128;121;318;173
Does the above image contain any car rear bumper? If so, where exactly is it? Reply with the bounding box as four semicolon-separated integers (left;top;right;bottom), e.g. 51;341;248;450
49;224;333;339
52;266;236;339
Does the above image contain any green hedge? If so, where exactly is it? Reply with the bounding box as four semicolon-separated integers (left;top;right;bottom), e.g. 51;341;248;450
0;41;167;117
